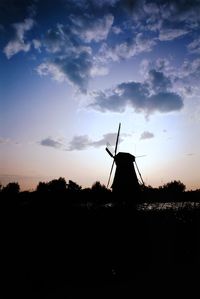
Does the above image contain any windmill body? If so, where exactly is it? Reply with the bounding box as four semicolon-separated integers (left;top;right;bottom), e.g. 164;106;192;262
106;123;144;200
111;152;140;195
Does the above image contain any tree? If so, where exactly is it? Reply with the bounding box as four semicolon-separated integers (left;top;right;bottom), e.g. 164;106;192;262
68;180;82;192
2;182;20;194
91;181;108;193
48;177;67;193
36;182;49;193
161;180;186;193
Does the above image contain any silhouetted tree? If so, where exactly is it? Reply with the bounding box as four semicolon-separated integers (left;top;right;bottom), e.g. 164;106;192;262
68;180;82;192
36;182;49;193
48;177;67;193
91;181;109;194
161;180;186;193
2;182;20;194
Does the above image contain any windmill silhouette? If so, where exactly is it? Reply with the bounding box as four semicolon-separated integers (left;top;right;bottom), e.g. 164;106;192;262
106;123;144;196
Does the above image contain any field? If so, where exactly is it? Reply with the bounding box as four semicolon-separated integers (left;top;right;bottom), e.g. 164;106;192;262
1;192;200;298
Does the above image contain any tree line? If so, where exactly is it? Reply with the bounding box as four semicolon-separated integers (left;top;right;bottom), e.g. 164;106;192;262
0;177;199;199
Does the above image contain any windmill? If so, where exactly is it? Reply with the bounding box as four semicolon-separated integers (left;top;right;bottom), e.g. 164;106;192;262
105;123;144;196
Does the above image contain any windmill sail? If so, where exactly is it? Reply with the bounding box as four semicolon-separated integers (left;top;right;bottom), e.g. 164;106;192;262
114;122;121;155
106;122;121;187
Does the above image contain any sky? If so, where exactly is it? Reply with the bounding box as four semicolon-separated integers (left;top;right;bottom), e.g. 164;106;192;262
0;0;200;191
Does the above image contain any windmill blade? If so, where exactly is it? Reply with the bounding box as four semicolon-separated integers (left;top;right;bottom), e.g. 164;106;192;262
135;155;146;158
134;160;145;186
114;122;121;155
107;159;115;188
106;147;114;158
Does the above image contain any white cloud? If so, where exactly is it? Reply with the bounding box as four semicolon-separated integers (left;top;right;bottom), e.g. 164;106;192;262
90;64;109;77
98;33;156;63
159;28;189;41
187;37;200;54
3;18;34;59
32;39;41;51
111;25;122;34
37;62;67;82
70;13;114;43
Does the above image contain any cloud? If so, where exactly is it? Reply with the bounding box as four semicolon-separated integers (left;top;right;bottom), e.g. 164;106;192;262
32;39;41;51
147;69;172;93
70;13;114;43
89;69;184;116
140;131;154;140
158;28;189;41
2;0;200;93
39;132;123;152
37;48;94;91
148;92;183;113
0;137;10;144
175;58;200;81
112;25;122;34
40;137;64;149
67;135;91;151
3;18;34;59
98;33;156;62
66;132;123;151
37;23;108;91
159;0;200;25
187;37;200;54
91;133;123;147
0;137;20;145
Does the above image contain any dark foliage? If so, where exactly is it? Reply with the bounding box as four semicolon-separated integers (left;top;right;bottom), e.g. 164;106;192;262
1;182;20;194
0;178;200;297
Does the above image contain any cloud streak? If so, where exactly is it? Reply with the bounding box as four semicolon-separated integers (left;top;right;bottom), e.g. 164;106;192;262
39;137;64;149
66;132;123;151
39;132;123;151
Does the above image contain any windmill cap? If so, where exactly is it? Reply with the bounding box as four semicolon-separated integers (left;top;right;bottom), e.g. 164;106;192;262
115;152;135;162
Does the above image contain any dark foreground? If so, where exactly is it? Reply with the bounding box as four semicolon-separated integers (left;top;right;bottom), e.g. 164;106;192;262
1;194;200;298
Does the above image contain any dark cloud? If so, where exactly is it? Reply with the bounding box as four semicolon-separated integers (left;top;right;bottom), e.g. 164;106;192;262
140;131;154;140
148;92;183;113
40;137;63;149
147;69;172;93
0;0;34;26
37;48;93;92
90;69;184;115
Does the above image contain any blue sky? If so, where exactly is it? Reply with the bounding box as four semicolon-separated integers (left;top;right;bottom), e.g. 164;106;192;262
0;0;200;190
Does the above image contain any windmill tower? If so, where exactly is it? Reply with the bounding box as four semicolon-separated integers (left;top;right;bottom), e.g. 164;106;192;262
106;123;144;197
